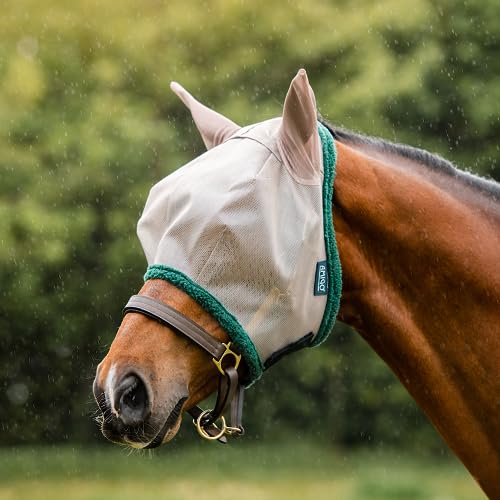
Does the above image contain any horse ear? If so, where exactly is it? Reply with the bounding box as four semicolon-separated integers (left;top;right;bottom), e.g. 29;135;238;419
170;82;240;149
278;69;321;182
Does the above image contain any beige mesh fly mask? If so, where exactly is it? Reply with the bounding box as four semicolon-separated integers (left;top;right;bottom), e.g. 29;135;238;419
137;71;342;383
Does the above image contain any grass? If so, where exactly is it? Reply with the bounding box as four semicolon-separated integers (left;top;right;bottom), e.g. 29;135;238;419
0;441;485;500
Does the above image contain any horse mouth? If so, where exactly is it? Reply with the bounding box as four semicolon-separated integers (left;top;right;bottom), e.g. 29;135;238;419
100;397;187;448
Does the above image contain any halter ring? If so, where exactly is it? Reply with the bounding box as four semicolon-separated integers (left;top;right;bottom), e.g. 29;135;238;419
194;410;227;441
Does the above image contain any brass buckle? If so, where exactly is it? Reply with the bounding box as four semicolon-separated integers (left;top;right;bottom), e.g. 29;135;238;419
212;342;241;375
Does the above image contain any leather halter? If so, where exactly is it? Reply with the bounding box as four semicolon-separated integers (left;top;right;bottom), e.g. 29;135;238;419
123;295;245;446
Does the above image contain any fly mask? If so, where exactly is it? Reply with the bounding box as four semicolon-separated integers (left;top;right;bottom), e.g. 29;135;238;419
127;69;342;442
138;70;341;383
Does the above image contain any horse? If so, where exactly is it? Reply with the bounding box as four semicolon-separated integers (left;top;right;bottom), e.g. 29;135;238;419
93;69;500;497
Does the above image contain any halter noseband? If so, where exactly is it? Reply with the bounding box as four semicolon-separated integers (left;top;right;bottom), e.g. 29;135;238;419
123;294;245;446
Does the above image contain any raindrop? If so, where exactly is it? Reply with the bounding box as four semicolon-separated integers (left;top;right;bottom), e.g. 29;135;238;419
7;383;30;405
55;345;72;358
17;36;38;59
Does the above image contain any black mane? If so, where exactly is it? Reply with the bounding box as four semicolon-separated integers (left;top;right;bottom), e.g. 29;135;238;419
320;119;500;201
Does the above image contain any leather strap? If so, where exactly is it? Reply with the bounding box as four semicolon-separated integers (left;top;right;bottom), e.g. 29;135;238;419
202;366;239;427
124;295;226;360
231;385;245;433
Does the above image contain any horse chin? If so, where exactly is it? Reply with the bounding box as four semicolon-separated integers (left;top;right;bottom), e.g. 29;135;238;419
159;416;183;444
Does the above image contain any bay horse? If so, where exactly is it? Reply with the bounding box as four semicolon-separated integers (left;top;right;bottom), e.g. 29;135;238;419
93;70;500;497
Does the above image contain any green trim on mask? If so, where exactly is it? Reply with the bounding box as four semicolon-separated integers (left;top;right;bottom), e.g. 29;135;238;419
312;123;342;346
144;264;263;384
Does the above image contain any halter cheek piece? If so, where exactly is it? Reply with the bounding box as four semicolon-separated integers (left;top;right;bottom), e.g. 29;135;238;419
123;295;245;446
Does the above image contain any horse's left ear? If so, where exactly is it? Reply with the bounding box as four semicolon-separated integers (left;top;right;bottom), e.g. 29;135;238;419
170;82;240;149
278;69;322;182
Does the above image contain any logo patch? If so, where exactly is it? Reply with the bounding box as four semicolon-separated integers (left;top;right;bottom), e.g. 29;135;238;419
314;260;328;296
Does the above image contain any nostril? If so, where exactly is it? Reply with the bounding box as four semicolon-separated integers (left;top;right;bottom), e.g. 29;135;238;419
114;373;150;426
122;378;147;411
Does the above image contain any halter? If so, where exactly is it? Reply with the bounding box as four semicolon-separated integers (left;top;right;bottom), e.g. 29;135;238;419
123;294;245;445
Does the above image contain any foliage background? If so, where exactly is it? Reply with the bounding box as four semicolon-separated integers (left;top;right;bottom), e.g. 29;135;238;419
0;0;498;455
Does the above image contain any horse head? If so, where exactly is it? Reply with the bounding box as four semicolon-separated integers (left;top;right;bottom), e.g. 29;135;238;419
92;69;341;448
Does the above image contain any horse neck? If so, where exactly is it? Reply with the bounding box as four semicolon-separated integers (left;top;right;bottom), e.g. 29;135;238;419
333;142;500;496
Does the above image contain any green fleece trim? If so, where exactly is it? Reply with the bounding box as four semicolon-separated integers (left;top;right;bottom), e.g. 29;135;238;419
144;265;263;384
312;123;342;346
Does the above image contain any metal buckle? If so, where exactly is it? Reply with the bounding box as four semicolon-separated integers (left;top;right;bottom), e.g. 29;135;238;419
212;342;241;375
